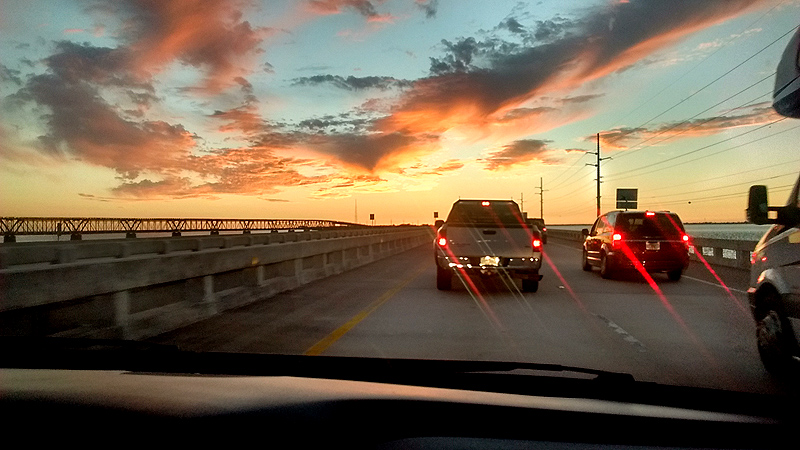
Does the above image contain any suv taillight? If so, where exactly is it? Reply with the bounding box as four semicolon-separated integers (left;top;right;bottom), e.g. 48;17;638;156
612;233;623;248
533;238;542;249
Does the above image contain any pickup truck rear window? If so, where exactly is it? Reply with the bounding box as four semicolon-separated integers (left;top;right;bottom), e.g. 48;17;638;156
446;201;526;227
615;213;685;239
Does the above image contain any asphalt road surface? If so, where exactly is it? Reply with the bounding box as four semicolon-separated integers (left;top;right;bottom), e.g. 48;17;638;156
151;237;795;395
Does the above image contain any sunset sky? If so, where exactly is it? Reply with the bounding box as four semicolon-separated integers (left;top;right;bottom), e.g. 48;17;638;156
1;0;798;225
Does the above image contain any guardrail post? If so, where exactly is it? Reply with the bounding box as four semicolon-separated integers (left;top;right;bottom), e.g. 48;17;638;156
114;290;131;339
201;275;218;316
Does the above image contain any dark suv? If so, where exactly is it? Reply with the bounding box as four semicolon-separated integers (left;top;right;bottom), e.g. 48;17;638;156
581;210;690;280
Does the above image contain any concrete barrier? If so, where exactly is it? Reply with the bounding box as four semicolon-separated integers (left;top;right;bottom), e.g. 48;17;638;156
0;227;432;340
546;229;757;270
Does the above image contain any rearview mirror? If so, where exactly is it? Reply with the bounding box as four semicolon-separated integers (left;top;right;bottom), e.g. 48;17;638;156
434;220;444;229
581;228;589;237
747;185;769;225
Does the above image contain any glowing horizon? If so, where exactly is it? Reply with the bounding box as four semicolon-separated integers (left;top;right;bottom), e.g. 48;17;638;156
1;0;798;225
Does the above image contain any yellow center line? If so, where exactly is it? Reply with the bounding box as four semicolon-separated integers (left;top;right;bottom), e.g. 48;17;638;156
304;265;426;356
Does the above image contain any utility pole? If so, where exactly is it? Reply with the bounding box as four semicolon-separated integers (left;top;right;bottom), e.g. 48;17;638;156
535;177;546;218
587;133;610;217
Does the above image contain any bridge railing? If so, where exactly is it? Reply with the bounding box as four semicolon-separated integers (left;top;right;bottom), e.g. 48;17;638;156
0;226;434;340
0;217;363;242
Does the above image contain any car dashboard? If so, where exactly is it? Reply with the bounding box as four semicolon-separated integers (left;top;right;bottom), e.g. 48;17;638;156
2;366;792;449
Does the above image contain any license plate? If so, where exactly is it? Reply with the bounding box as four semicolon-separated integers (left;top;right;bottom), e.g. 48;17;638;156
646;241;660;251
480;256;500;266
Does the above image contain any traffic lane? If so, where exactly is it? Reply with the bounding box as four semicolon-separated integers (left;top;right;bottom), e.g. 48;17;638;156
149;245;433;355
151;240;790;394
540;238;779;393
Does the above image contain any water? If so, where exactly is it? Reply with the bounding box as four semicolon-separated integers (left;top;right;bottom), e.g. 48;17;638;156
549;223;771;242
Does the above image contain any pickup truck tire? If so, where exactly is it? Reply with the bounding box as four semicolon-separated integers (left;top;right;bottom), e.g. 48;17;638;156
755;292;798;374
522;279;539;293
436;266;452;290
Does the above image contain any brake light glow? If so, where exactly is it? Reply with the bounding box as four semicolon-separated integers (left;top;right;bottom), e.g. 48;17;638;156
532;239;542;248
645;211;655;216
682;234;689;243
481;201;490;206
613;233;622;242
437;237;447;247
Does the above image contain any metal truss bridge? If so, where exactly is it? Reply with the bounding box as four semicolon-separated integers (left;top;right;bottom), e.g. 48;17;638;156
1;217;364;242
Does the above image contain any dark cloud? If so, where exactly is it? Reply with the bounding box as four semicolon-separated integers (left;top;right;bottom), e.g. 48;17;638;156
415;0;439;19
292;74;413;91
482;139;559;171
93;0;273;93
306;0;393;22
381;0;765;140
593;104;781;150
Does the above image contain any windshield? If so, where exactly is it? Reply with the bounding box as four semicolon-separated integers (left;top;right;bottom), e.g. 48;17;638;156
445;201;525;227
1;0;799;398
615;213;685;239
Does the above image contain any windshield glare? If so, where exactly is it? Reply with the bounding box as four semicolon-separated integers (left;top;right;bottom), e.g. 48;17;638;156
1;0;799;398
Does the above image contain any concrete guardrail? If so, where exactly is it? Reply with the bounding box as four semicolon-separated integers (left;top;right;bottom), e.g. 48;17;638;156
0;227;433;340
546;229;757;271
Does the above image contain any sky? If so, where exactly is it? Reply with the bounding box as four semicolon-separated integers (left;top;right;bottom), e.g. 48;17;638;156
1;0;799;225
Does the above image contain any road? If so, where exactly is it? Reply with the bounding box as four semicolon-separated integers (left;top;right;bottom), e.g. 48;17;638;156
151;237;794;395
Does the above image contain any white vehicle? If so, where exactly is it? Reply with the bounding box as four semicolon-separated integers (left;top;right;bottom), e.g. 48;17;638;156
434;200;543;292
746;26;800;373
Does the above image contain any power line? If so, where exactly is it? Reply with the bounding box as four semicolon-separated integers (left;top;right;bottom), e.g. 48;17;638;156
603;1;787;130
639;171;797;201
606;117;791;182
617;24;797;142
610;74;775;162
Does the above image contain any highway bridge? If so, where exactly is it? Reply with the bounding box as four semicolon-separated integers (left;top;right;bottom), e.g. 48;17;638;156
1;227;789;395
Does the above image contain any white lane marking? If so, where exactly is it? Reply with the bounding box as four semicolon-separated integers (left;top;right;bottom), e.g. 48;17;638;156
682;275;747;294
595;314;647;352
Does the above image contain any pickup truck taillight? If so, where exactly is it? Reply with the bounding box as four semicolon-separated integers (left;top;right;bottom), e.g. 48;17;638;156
437;230;447;247
532;238;542;249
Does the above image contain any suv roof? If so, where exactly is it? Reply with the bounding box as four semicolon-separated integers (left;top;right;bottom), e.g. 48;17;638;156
606;210;685;239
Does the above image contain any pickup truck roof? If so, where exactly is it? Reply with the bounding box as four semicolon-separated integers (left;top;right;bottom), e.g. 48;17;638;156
445;200;526;227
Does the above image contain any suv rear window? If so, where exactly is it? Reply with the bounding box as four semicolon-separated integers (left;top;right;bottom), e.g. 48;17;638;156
615;212;685;239
446;201;525;227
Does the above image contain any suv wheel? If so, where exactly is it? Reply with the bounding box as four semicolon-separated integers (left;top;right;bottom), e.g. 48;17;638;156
599;253;614;279
581;250;592;271
667;269;682;281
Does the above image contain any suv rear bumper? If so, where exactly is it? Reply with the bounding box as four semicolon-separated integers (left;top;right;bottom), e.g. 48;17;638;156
607;251;688;272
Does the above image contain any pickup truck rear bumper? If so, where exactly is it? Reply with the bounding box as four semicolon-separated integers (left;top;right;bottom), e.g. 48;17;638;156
436;253;541;279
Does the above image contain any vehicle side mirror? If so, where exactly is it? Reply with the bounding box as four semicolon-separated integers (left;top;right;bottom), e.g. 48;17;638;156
581;228;589;237
747;185;769;225
434;220;444;229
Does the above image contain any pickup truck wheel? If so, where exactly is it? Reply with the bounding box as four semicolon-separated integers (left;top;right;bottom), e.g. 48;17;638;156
599;253;614;279
522;279;539;293
581;250;592;271
756;304;798;375
436;266;452;290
